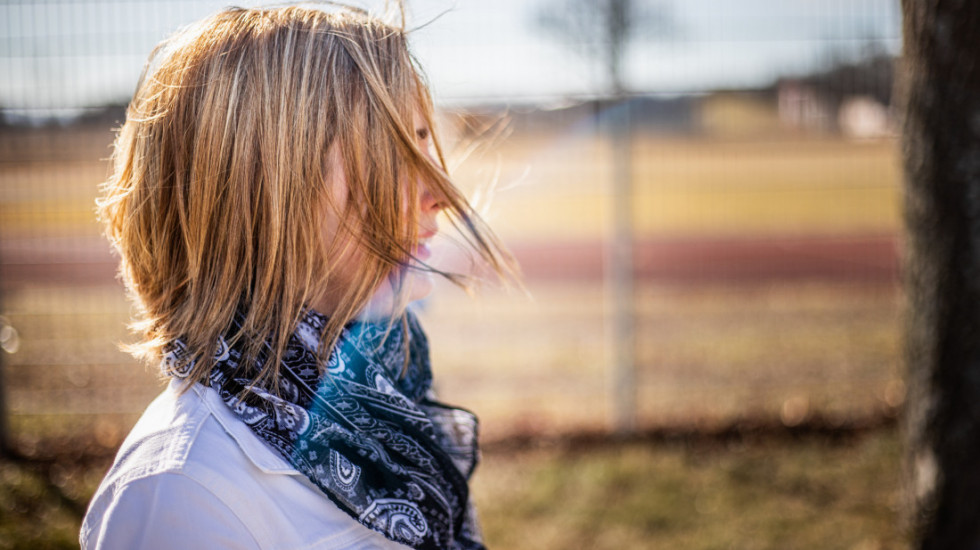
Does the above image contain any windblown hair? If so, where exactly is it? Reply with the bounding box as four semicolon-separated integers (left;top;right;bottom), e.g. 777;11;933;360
98;4;514;388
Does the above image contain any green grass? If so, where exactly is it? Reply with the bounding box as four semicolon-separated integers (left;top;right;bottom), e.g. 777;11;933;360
472;429;904;550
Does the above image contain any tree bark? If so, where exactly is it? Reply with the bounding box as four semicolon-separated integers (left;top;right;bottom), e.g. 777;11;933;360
901;0;980;546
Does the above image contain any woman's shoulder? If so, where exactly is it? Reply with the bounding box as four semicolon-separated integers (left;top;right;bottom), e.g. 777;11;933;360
81;381;411;550
98;381;212;485
80;381;262;548
83;380;293;511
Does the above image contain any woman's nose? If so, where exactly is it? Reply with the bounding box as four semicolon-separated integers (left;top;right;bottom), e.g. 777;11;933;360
418;187;444;236
420;185;446;214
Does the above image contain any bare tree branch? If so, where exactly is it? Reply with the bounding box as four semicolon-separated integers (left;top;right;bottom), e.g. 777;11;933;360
536;0;675;95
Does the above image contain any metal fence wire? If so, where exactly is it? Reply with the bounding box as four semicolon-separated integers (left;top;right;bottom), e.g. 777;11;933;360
1;0;903;453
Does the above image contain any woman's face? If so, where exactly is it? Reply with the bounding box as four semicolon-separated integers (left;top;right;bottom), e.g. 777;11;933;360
400;112;444;301
312;111;444;318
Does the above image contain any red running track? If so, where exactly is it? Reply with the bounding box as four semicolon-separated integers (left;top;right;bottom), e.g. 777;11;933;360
509;234;900;283
0;234;901;288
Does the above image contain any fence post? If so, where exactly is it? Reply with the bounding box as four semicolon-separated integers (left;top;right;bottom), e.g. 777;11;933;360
608;97;636;435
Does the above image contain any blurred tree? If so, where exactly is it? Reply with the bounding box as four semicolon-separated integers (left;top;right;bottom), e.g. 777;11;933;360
536;0;674;95
799;51;896;110
902;0;980;545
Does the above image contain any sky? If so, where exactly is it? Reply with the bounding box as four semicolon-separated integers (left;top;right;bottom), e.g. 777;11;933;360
0;0;901;115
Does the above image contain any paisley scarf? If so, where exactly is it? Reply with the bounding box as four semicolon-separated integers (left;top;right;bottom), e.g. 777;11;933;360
163;308;484;550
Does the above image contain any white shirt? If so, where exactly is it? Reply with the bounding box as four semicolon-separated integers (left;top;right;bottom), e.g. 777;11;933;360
81;380;411;550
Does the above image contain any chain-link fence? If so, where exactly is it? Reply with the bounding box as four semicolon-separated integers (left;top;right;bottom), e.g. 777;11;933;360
1;1;904;457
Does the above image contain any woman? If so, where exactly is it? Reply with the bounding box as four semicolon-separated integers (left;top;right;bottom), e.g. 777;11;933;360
81;5;514;549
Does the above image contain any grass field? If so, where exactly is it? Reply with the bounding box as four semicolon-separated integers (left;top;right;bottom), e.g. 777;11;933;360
419;279;902;440
473;428;903;549
0;427;903;550
0;278;902;446
0;130;901;240
451;134;900;240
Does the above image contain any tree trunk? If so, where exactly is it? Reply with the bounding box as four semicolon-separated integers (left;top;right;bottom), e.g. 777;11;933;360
901;0;980;545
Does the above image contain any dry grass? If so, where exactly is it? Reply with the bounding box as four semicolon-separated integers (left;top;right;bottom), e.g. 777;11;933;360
0;426;903;550
452;134;900;240
1;279;902;445
474;428;905;549
419;279;901;441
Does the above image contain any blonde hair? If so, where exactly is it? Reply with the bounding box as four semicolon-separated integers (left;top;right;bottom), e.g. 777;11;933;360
99;4;514;388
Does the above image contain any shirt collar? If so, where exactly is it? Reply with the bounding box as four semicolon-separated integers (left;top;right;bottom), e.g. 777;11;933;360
189;381;303;476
